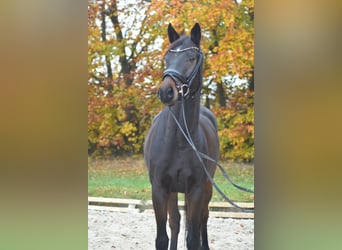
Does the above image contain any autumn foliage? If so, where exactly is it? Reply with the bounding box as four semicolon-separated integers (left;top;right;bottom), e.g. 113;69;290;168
88;0;254;162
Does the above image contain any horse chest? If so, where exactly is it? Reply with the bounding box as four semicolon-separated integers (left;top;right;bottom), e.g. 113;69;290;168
154;151;203;193
146;108;210;193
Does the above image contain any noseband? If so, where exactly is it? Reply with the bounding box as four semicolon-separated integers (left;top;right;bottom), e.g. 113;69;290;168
162;47;203;98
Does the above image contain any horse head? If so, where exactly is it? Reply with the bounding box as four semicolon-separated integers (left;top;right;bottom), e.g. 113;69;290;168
158;23;203;106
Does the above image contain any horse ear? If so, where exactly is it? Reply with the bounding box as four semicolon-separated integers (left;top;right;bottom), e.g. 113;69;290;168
190;23;201;47
168;23;180;43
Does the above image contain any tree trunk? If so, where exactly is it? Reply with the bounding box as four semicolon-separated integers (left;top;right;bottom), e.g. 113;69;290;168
216;82;226;107
107;0;134;86
248;68;254;91
101;10;113;81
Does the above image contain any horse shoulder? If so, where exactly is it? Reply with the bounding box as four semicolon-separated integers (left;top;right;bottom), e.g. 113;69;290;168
200;106;218;131
144;112;162;156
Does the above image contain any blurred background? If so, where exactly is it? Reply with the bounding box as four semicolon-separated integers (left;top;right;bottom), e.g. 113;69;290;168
88;0;254;162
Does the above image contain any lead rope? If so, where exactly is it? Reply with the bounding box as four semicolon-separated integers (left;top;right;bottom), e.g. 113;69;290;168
168;99;254;211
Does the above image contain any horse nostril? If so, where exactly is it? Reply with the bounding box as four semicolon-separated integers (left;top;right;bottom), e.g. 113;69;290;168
158;86;175;104
167;86;173;99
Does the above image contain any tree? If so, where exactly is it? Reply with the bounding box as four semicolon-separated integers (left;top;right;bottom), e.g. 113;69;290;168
88;0;163;155
88;0;254;161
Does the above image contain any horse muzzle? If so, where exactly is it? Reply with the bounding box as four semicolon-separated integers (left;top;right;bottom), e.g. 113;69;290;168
158;76;179;105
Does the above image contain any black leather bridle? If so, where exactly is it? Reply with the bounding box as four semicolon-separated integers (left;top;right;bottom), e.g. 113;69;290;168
162;47;203;98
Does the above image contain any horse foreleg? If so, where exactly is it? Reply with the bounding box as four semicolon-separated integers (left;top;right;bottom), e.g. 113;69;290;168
185;189;203;250
152;186;169;250
168;192;180;250
200;182;213;250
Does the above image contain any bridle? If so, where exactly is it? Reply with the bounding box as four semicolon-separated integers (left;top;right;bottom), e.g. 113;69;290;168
162;47;203;98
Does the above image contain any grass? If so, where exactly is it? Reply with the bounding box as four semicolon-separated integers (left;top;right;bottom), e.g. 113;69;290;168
88;156;254;202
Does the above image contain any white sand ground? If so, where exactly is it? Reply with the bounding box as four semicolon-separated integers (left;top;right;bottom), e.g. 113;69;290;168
88;207;254;250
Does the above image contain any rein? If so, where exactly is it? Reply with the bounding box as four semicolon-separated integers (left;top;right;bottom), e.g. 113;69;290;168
163;46;254;211
168;101;254;211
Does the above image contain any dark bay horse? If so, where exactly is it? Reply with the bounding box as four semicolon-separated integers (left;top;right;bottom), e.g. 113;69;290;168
144;23;219;250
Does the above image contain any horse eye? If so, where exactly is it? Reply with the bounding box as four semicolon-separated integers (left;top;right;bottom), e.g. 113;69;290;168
188;57;195;62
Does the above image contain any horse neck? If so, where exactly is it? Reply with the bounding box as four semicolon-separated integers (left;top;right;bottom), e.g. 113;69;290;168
168;87;201;144
181;73;202;134
181;94;201;133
